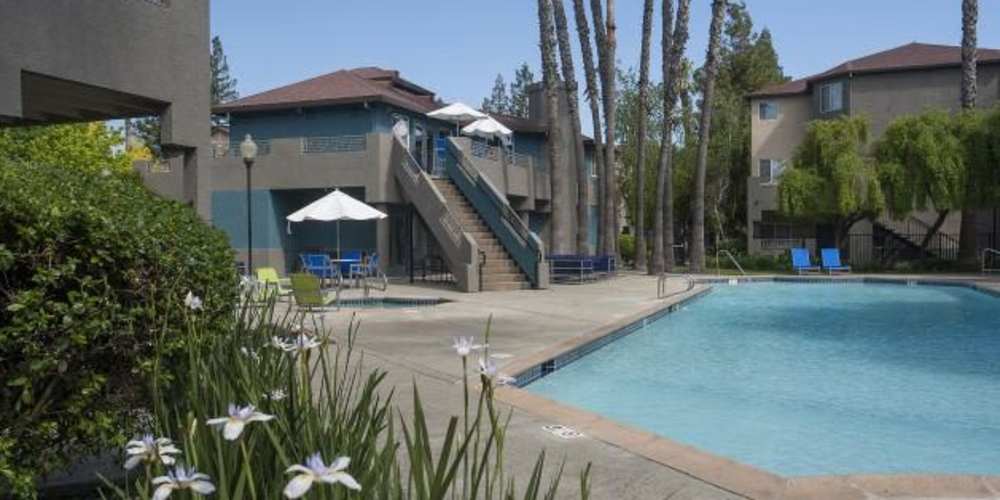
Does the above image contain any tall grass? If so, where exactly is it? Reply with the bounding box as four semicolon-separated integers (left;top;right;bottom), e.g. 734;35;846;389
100;293;589;499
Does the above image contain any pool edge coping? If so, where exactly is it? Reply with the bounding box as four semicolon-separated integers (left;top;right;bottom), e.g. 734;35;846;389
497;275;1000;499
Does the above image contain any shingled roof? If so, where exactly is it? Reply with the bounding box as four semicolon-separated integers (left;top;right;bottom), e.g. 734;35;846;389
214;66;441;114
751;42;1000;97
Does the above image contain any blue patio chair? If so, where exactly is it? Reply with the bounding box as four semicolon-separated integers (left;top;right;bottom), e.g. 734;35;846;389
360;252;388;292
790;248;820;274
299;253;338;281
339;250;364;278
820;248;852;274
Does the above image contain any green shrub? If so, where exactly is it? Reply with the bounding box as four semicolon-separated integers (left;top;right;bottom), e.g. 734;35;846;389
0;161;237;496
617;233;635;266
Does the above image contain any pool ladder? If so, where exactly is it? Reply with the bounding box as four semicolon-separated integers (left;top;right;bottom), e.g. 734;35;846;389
715;249;747;276
658;273;695;299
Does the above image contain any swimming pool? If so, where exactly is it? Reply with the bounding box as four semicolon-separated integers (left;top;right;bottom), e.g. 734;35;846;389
525;281;1000;476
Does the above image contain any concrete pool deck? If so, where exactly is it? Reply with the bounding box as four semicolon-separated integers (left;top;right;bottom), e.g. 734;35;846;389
305;272;1000;499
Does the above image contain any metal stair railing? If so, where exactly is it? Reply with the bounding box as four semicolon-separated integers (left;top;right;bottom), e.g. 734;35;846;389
715;249;746;276
982;248;1000;275
444;138;546;288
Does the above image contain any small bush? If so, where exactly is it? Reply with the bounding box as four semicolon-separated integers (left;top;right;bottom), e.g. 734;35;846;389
0;161;237;495
617;233;635;266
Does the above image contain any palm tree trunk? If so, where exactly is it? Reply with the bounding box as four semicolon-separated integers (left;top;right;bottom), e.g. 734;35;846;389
651;0;690;274
552;0;590;255
631;0;654;270
959;0;979;265
538;0;570;254
573;0;606;256
689;0;726;273
591;0;618;259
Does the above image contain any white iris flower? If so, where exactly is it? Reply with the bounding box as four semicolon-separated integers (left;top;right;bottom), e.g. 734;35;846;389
206;404;275;441
451;336;484;357
124;434;181;470
184;291;203;311
283;452;360;498
151;465;215;500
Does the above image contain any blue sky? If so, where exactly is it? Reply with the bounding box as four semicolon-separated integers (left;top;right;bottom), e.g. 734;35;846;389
212;1;1000;109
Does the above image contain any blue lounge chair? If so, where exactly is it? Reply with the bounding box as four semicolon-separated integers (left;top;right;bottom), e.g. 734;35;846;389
548;255;595;283
299;253;338;281
820;248;851;274
592;255;616;276
790;248;820;274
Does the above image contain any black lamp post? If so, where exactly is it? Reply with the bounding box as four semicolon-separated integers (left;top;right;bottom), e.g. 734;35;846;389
240;134;258;274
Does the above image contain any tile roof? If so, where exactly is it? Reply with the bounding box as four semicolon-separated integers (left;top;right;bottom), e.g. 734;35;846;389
751;42;1000;97
214;67;440;114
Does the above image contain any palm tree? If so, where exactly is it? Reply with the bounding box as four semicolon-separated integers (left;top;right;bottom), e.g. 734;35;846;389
689;0;726;273
572;0;606;255
632;0;654;270
553;0;590;254
590;0;618;258
958;0;979;264
538;0;571;254
651;0;691;274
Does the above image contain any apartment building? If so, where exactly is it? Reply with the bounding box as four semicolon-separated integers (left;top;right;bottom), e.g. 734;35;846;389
748;42;1000;262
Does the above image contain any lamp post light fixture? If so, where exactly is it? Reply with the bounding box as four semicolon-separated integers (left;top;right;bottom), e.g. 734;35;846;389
240;134;258;274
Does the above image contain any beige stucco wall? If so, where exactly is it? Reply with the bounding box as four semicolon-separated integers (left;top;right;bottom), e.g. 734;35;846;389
850;65;1000;138
747;94;811;252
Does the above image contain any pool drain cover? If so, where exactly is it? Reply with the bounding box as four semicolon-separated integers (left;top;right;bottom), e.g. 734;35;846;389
542;424;583;439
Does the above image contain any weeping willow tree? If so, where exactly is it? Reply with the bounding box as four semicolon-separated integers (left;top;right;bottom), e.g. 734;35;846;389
958;108;1000;225
874;110;965;251
779;115;885;248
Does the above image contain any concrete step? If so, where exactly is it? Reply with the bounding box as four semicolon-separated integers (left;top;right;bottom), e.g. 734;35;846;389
482;271;525;282
482;262;521;273
481;281;531;291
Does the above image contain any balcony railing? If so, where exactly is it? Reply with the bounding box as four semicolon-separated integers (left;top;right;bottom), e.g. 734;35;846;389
302;135;367;154
227;139;271;157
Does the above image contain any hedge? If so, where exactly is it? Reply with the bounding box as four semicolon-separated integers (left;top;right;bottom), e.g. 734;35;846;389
0;161;237;495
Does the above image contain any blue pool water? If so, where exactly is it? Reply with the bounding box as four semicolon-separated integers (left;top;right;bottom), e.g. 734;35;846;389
526;282;1000;476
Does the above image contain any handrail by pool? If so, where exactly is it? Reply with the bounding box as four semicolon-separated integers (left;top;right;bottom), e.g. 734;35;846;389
715;249;746;276
658;273;695;299
982;248;1000;274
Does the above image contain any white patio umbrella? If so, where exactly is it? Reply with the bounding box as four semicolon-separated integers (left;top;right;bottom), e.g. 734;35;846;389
286;189;387;258
461;116;513;143
428;102;488;134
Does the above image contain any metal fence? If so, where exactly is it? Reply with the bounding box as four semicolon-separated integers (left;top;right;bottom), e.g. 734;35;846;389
844;232;959;266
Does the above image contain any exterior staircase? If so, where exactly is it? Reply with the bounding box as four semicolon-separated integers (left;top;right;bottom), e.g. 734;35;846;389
433;179;530;291
874;214;960;260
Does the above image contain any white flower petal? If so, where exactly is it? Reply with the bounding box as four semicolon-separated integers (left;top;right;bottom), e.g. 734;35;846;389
189;480;216;495
152;483;175;500
328;471;361;491
329;456;350;472
161;455;177;466
285;464;312;475
124;455;144;470
283;474;315;499
205;417;228;426
248;412;275;423
151;476;172;485
222;420;245;440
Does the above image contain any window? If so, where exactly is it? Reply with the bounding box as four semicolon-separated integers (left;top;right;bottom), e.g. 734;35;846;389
758;101;778;120
758;159;784;184
820;82;843;113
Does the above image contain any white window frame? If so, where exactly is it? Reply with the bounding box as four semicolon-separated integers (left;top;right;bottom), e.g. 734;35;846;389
758;101;778;120
820;82;843;113
759;159;785;185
